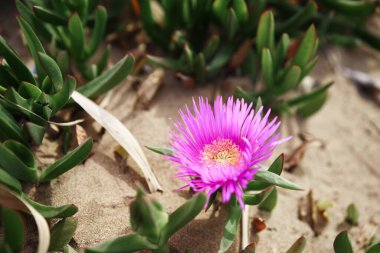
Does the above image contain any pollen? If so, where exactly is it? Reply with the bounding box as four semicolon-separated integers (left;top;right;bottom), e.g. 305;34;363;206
202;139;242;166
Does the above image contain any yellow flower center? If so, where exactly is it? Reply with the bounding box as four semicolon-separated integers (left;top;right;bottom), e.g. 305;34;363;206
202;139;241;166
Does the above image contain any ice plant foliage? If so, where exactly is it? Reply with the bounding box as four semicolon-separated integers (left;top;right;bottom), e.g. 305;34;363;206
169;96;290;208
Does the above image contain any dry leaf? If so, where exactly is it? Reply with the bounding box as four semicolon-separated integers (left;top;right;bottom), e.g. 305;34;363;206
298;190;330;236
0;185;50;253
175;72;196;88
73;125;88;146
285;134;324;172
229;39;252;69
71;91;163;192
137;68;165;107
252;217;267;233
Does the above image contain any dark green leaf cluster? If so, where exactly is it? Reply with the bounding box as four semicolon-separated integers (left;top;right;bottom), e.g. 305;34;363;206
236;10;331;118
86;190;207;253
142;0;266;83
16;0;110;81
140;1;331;117
270;0;380;50
0;12;106;252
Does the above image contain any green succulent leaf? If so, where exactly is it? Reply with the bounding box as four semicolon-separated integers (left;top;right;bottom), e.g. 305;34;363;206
64;245;78;253
261;48;274;89
292;25;318;68
23;195;78;219
245;154;284;191
0;105;27;144
286;235;307;253
333;231;354;253
194;53;206;83
219;201;242;253
85;234;159;253
296;88;327;118
0;36;36;85
160;194;206;243
96;46;111;75
49;218;78;251
318;0;377;16
68;13;85;60
366;243;380;253
0;142;38;182
86;6;107;57
276;2;317;34
38;52;63;92
254;170;302;191
1;207;25;253
243;187;274;206
39;138;93;182
146;146;174;156
33;6;67;25
25;121;45;145
258;187;277;212
257;11;275;53
0;169;22;194
204;36;221;60
232;0;248;24
78;56;134;99
17;16;47;82
48;75;76;114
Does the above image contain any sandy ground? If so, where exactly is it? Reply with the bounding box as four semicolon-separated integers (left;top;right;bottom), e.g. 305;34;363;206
1;2;380;252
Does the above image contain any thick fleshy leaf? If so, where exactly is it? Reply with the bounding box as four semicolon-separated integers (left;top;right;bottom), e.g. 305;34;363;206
33;6;67;25
254;170;302;191
243;187;273;205
333;231;353;253
0;185;50;253
287;82;333;107
96;46;110;75
64;245;78;253
38;52;63;92
39;138;93;182
78;56;134;98
49;218;78;251
219;202;242;253
160;194;206;243
297;89;327;118
146;146;174;156
194;53;206;83
0;142;38;182
0;105;27;144
1;207;25;252
292;25;318;68
68;13;85;59
48;75;76;114
3;140;36;168
258;187;277;212
203;36;220;60
367;243;380;253
86;6;107;57
257;11;275;53
261;48;274;88
0;36;36;85
286;235;307;253
86;234;159;253
23;195;78;219
17;16;46;82
0;169;22;194
276;2;317;34
232;0;248;23
280;65;302;92
318;0;377;16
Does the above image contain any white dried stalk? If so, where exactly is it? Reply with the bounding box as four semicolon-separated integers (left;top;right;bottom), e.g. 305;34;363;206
71;91;163;192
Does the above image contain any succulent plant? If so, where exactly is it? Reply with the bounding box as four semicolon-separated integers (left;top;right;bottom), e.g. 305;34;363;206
16;0;112;81
86;189;207;253
236;10;332;118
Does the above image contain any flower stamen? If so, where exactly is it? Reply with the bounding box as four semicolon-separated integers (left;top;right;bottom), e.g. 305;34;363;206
202;139;241;166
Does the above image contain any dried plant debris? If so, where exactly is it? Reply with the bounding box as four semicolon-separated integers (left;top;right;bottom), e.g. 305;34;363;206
136;68;165;107
251;217;267;234
284;134;324;172
339;66;380;105
298;190;332;236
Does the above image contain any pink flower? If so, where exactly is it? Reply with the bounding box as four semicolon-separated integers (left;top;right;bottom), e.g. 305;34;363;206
168;96;290;208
